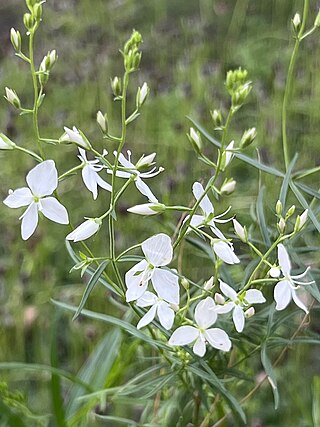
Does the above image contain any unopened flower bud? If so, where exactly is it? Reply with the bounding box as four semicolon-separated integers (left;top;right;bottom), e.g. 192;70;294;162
33;3;42;21
111;76;122;97
10;28;21;52
66;218;101;242
215;293;225;305
0;133;16;150
26;0;37;11
210;109;223;128
221;178;236;195
232;82;252;107
275;200;282;216
225;67;249;95
127;203;166;216
240;127;256;148
96;111;108;133
136;82;149;108
233;218;247;242
136;153;156;170
292;13;301;32
5;87;21;109
204;277;214;291
314;9;320;27
286;205;295;218
188;127;202;154
277;217;286;233
294;209;308;232
245;307;255;318
269;266;281;278
23;12;34;30
61;126;91;150
181;278;189;290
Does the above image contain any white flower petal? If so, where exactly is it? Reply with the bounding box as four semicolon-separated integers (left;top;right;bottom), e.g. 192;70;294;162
82;166;98;199
125;260;149;302
20;202;38;240
157;301;175;330
205;328;232;352
274;280;292;311
213;241;240;264
192;182;214;215
219;281;238;301
137;305;157;329
233;305;245;332
3;188;33;208
189;214;205;229
135;177;158;203
118;152;134;169
95;173;112;192
169;326;198;346
245;289;266;304
193;334;206;357
215;301;234;314
136;291;158;307
151;268;179;305
26;160;58;197
142;233;173;266
209;224;227;241
291;289;309;313
40;197;69;224
66;219;100;242
277;244;292;276
194;297;217;329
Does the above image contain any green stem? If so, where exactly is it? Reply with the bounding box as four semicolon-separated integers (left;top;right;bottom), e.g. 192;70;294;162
29;29;45;159
281;0;309;170
58;164;83;181
16;145;43;162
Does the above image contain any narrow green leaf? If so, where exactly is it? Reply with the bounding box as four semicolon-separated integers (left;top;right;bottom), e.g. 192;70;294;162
279;153;298;207
312;377;320;427
261;344;279;409
94;415;138;425
296;182;320;200
73;260;109;320
256;186;271;246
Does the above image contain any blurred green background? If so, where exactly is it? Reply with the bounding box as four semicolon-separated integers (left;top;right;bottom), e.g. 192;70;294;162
0;0;320;425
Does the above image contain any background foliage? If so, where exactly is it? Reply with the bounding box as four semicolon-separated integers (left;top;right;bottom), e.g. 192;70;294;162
0;0;319;425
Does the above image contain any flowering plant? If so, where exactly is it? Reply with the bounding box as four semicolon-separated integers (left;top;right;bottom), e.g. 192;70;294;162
1;0;320;425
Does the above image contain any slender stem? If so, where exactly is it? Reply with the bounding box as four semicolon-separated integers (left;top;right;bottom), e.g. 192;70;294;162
58;164;83;181
16;145;43;162
29;28;45;159
281;0;309;170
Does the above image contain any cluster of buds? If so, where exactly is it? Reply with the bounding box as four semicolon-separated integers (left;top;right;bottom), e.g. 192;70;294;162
225;68;252;111
24;0;43;31
123;30;143;73
275;200;308;234
38;50;58;86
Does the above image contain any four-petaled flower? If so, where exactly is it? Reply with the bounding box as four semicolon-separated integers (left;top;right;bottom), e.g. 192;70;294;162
187;182;240;264
136;291;175;330
109;150;163;202
125;233;179;304
3;160;69;240
217;280;266;332
77;148;111;199
271;244;314;313
169;297;232;357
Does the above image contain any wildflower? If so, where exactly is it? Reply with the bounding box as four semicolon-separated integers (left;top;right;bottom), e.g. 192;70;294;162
136;82;149;108
5;87;20;109
136;291;175;330
217;280;266;332
271;244;314;313
187;182;240;264
77;148;111;199
61;126;91;150
66;218;101;242
127;202;166;215
3;160;69;240
233;218;246;241
125;233;179;304
169;297;231;357
109;150;163;202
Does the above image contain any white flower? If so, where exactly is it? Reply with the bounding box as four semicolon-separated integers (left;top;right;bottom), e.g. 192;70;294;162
125;233;179;304
3;160;69;240
186;182;240;264
66;218;101;242
109;150;163;202
273;244;314;313
0;133;16;150
169;297;232;357
217;280;266;332
62;126;91;150
136;291;175;330
233;218;246;241
127;202;165;216
77;148;111;199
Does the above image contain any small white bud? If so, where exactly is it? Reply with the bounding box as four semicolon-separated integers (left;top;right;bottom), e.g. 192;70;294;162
292;13;301;31
188;127;202;154
225;140;235;167
221;178;236;195
66;219;101;242
204;277;214;291
276;200;282;216
277;217;286;233
5;87;21;109
97;111;108;133
214;293;225;305
269;266;281;278
233;218;246;242
0;133;16;150
299;209;308;228
286;205;295;217
245;307;255;318
10;28;21;52
136;82;149;108
136;153;156;169
240;127;256;148
62;126;91;150
127;203;166;216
